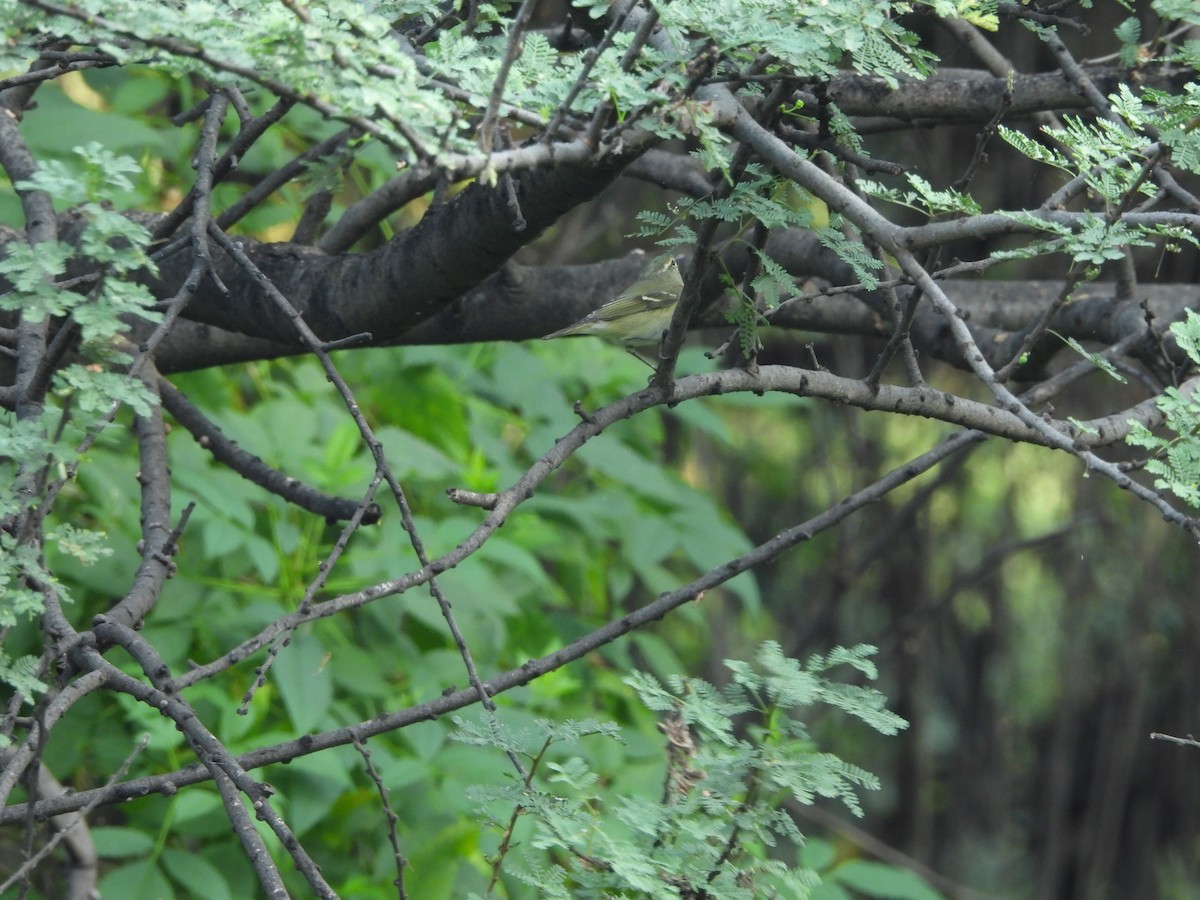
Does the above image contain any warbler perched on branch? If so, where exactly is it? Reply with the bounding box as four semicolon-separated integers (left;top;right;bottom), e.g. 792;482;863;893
543;257;683;357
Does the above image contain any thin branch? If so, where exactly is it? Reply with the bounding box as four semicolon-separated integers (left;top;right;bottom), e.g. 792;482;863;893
477;0;541;155
216;127;356;233
154;97;295;243
157;377;381;523
1150;732;1200;749
542;0;637;142
236;470;383;709
992;267;1087;383
0;53;115;92
354;736;409;900
99;365;176;631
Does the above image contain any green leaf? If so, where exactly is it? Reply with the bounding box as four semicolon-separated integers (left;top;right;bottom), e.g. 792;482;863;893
284;755;355;837
577;437;691;505
98;859;176;900
1114;17;1142;67
817;224;883;289
93;825;157;858
828;859;943;900
1056;332;1126;382
274;632;335;733
0;241;72;317
168;787;225;826
161;848;233;900
801;837;838;871
0;653;45;706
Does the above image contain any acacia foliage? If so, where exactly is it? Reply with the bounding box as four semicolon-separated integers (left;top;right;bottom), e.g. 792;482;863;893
2;0;1200;897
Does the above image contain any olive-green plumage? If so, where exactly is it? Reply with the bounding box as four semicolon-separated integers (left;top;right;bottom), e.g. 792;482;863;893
544;257;683;348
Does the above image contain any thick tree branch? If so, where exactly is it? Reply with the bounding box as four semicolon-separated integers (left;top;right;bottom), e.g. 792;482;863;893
820;66;1195;123
145;148;648;344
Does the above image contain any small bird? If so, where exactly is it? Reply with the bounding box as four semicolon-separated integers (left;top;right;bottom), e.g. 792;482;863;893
543;257;684;359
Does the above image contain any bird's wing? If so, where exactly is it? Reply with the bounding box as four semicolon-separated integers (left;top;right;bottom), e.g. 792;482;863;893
596;295;676;318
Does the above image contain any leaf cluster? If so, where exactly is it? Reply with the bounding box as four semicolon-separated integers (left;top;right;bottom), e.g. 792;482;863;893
459;641;909;899
0;143;161;713
1127;312;1200;507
